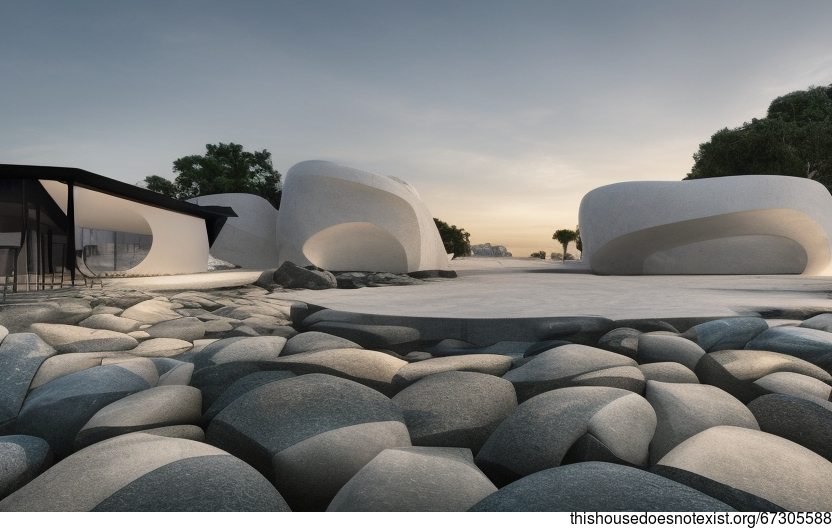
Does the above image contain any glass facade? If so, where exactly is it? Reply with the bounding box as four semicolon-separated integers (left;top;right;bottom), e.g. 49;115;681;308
75;227;152;274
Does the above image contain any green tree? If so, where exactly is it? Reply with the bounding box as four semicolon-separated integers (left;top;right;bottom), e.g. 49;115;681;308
553;229;577;263
141;142;282;208
433;218;471;258
686;85;832;192
575;225;582;258
530;250;546;259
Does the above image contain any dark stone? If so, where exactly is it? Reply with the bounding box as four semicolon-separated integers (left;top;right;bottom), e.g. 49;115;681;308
190;361;285;412
650;465;783;512
612;319;679;333
15;364;151;457
282;331;361;356
205;373;410;510
305;321;420;352
202;370;296;427
392;371;517;453
253;269;278;290
89;294;155;310
532;317;615;345
598;328;641;358
0;435;52;500
682;317;769;352
746;326;832;370
92;455;291;512
748;394;832;461
273;261;336;290
469;462;734;511
406;269;457;279
523;340;571;358
0;333;56;434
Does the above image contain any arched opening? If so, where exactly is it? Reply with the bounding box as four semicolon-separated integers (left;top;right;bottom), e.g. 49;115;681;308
302;222;408;273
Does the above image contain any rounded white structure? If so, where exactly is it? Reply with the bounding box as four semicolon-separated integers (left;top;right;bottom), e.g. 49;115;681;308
578;175;832;276
189;194;279;269
276;160;450;273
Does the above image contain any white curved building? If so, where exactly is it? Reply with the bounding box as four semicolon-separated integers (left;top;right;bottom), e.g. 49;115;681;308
188;193;279;269
275;160;450;273
578;175;832;275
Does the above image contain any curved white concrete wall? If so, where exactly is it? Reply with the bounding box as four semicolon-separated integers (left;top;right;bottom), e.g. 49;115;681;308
578;175;832;275
189;193;279;269
276;160;449;273
40;180;209;276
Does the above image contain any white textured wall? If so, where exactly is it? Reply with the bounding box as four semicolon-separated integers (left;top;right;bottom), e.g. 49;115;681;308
276;160;449;273
189;193;279;269
578;175;832;275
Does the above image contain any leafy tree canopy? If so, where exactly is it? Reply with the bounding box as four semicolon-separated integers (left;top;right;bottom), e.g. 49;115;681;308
434;218;471;258
686;85;832;192
141;142;282;208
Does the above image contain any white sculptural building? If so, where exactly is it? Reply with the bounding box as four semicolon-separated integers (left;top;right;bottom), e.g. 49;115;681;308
275;160;451;274
579;175;832;276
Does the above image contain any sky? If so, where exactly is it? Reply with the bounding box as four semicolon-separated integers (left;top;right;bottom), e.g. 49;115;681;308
2;1;832;258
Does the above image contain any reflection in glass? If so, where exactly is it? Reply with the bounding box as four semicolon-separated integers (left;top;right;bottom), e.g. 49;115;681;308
75;227;152;274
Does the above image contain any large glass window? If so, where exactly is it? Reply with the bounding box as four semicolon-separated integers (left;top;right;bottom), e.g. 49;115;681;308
75;227;152;274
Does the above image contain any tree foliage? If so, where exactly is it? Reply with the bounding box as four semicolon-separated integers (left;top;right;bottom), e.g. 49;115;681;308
686;85;832;192
530;250;547;259
433;218;471;258
141;142;282;208
552;229;577;262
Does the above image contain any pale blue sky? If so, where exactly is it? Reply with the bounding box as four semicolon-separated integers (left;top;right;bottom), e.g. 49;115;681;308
2;1;831;256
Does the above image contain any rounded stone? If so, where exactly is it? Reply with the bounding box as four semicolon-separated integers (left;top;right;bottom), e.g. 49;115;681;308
636;334;705;371
475;386;656;486
748;394;832;461
328;447;496;512
0;433;289;511
391;354;513;390
682;317;769;352
657;425;832;511
282;331;362;356
392;371;517;453
469;462;733;512
638;362;699;384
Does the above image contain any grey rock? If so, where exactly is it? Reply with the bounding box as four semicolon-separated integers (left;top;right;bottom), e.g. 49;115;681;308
636;334;705;371
522;339;571;358
532;317;615;345
128;338;193;358
328;447;496;512
253;269;278;290
638;362;699;384
475;386;656;486
503;344;640;402
202;370;296;427
598;327;641;358
29;323;138;354
15;364;152;457
140;424;205;442
100;357;160;386
168;291;225;311
682;317;769;351
392;354;513;390
695;349;832;403
157;362;194;386
748;394;832;461
120;299;182;324
74;385;201;450
612;319;679;333
273;261;336;290
144;317;206;341
746;326;832;370
77;314;142;333
799;313;832;332
392;371;517;453
470;462;733;512
191;336;287;370
306;321;420;352
650;465;784;512
0;301;92;333
206;374;410;511
0;333;56;434
645;381;759;464
90;293;154;310
657;425;832;511
471;243;511;257
753;371;832;403
28;351;131;391
282;331;362;356
224;325;261;337
190;361;285;412
0;433;289;511
270;326;299;339
272;348;407;396
0;435;52;500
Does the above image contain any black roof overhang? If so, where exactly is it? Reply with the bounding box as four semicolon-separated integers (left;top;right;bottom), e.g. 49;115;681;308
0;164;237;246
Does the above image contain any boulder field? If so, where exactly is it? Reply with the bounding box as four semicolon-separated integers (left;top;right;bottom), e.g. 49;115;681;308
1;285;831;511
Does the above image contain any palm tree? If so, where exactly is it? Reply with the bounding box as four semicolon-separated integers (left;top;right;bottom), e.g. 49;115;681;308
552;229;577;263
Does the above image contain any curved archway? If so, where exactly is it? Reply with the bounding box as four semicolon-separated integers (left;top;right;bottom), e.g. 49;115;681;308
302;222;408;273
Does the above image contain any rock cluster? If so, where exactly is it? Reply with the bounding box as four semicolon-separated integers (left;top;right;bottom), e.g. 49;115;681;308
471;243;512;257
1;285;832;511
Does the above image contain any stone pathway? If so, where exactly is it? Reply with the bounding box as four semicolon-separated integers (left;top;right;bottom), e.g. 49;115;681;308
0;276;832;511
